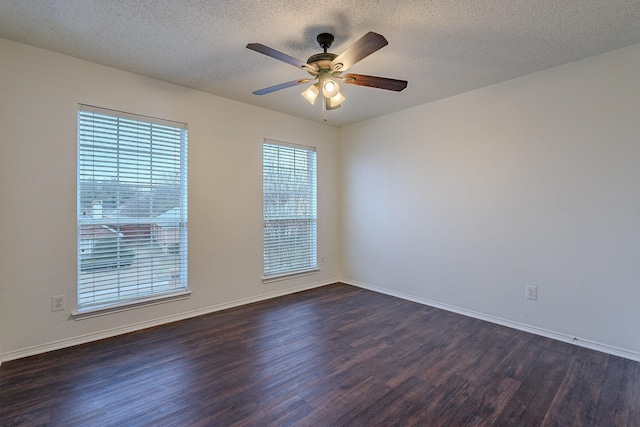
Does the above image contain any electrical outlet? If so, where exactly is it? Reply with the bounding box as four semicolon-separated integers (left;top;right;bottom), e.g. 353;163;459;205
526;286;537;300
52;295;65;312
321;256;325;265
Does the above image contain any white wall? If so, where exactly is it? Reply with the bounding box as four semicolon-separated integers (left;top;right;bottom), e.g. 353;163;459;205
339;43;640;358
0;38;340;360
2;36;639;362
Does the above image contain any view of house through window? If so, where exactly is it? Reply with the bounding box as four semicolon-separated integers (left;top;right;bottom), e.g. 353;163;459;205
77;105;188;311
263;140;317;278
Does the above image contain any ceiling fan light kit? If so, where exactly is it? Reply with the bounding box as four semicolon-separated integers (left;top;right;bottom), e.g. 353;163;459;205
247;31;407;122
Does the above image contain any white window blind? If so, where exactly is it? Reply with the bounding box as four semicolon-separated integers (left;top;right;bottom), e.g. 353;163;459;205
77;105;188;311
263;140;317;278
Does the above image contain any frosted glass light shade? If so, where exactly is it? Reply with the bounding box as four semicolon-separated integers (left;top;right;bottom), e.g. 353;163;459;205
301;84;320;104
327;92;345;109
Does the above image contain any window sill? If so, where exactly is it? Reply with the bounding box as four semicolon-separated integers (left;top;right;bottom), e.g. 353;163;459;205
262;268;319;284
72;290;191;320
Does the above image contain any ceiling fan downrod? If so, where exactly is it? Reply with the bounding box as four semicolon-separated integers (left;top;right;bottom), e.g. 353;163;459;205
316;33;334;53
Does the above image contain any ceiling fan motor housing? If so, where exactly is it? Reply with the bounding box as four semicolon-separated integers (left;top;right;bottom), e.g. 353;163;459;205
306;52;337;75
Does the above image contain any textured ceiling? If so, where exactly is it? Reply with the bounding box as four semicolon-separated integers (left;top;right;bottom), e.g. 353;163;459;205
1;1;640;127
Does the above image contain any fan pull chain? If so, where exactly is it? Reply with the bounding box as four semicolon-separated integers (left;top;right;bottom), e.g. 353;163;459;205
322;97;328;122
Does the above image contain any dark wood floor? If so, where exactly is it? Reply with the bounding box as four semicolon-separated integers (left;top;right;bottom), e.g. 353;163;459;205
1;283;638;426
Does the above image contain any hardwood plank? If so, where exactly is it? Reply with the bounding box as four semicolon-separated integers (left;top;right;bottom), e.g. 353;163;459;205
590;352;640;426
541;347;608;425
1;283;638;426
448;376;522;426
484;339;575;426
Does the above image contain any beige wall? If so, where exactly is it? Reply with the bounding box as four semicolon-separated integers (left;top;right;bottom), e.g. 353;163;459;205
0;38;340;360
339;43;640;358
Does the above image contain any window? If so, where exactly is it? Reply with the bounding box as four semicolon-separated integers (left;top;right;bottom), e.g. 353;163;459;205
77;105;188;312
263;140;317;279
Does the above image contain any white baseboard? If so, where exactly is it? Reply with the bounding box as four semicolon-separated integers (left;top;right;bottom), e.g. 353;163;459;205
0;279;335;364
343;279;640;363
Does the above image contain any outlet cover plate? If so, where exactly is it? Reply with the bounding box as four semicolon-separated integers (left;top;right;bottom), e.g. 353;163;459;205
526;286;537;300
52;295;65;311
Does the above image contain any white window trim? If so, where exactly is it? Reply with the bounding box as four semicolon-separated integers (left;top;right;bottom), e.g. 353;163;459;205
72;290;191;320
262;268;320;284
77;104;188;312
262;139;318;278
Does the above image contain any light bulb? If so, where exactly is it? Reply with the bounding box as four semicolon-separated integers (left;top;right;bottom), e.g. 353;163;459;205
324;80;335;93
319;72;340;98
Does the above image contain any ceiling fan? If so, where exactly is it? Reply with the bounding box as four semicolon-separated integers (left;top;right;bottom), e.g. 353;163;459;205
246;32;407;121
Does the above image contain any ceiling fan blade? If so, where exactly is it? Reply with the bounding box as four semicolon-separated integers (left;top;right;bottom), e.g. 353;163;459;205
330;32;388;72
342;73;408;91
246;43;315;72
252;78;314;95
